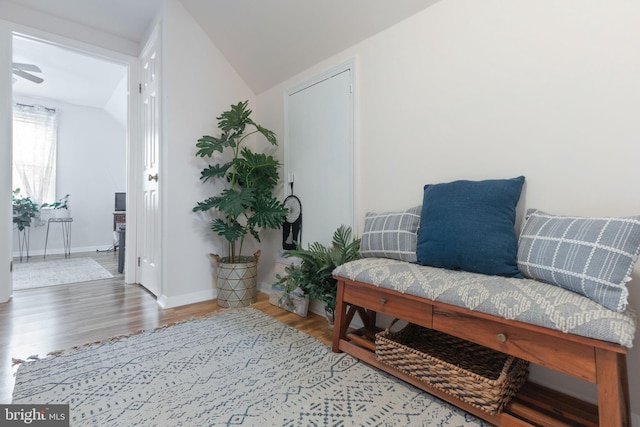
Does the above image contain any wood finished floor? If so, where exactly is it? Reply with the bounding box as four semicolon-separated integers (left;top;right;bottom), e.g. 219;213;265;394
0;250;333;403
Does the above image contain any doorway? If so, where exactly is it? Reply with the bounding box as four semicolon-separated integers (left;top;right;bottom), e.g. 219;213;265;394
7;31;137;295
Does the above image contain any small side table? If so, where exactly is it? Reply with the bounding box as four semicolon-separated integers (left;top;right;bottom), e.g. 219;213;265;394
15;226;30;262
44;218;73;260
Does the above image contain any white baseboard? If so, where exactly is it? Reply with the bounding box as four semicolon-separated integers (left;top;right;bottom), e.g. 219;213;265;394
12;245;113;258
257;282;271;295
157;288;216;309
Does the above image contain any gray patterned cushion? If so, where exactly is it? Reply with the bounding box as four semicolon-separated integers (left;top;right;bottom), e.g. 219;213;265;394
359;206;421;262
517;209;640;312
334;258;637;347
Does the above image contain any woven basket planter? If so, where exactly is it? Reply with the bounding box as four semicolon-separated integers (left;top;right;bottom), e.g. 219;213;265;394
376;322;529;415
211;253;259;308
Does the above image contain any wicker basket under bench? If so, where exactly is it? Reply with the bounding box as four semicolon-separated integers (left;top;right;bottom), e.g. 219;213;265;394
331;277;631;426
376;321;530;415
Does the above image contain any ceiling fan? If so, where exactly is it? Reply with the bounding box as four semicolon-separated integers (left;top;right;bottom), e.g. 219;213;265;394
12;62;44;84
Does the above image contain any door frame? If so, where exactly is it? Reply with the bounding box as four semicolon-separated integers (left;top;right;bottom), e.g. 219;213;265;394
1;23;139;299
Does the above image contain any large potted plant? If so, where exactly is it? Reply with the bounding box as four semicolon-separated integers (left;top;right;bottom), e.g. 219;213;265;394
193;101;288;307
275;225;360;326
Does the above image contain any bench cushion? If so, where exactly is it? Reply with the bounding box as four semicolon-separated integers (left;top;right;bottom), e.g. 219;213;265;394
334;258;637;348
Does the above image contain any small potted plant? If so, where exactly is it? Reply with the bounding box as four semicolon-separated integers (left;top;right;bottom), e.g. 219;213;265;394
275;225;361;326
193;101;288;307
12;188;39;231
12;188;39;260
42;194;70;218
270;258;310;316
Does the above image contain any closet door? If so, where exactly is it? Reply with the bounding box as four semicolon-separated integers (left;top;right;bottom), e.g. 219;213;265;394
286;64;355;247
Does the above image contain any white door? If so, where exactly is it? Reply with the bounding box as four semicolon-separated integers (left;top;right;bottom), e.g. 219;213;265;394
286;65;355;247
137;27;161;296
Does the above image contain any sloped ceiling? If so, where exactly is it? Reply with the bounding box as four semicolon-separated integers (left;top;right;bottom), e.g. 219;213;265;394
179;0;442;93
1;0;160;42
12;35;128;112
3;0;441;95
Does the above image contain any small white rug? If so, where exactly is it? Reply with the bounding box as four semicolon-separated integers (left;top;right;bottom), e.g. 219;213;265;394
12;257;114;290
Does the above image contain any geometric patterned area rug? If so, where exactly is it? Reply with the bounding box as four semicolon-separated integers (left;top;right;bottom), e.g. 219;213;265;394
12;308;486;426
12;257;114;291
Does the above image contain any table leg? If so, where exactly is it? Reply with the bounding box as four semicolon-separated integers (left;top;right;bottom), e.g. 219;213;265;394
44;221;51;260
61;221;72;258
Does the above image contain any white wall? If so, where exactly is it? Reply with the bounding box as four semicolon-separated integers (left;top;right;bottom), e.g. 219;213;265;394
104;74;127;127
0;20;13;303
256;0;640;418
156;0;256;307
11;95;126;256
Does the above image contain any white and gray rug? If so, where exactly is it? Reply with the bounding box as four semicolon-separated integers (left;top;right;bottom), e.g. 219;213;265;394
12;308;486;426
12;257;114;290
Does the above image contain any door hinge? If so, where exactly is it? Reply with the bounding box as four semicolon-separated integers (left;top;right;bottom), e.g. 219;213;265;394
138;83;142;94
9;260;12;273
138;257;141;267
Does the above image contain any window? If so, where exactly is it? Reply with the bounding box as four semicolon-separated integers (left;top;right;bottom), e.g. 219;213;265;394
12;103;58;205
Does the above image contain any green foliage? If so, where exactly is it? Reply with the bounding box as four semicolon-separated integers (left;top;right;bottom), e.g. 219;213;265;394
275;225;361;315
12;188;39;231
41;194;70;210
193;101;287;261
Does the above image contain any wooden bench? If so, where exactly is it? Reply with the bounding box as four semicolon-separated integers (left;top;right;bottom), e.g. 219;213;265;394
331;276;631;426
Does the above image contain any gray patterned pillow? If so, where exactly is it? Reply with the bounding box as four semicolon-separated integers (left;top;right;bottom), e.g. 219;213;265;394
359;206;421;262
517;209;640;312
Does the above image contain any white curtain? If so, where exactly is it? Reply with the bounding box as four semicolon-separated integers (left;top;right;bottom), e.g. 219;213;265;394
12;103;58;206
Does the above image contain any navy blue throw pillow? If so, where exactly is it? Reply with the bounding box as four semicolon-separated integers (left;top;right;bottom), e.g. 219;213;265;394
416;176;525;278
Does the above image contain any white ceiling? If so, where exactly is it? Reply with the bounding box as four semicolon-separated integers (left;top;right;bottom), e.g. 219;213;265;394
4;0;160;42
7;0;441;102
12;35;128;109
180;0;442;94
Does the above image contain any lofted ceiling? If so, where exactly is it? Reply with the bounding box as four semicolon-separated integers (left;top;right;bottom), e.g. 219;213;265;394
2;0;161;42
12;35;128;110
5;0;441;100
179;0;442;93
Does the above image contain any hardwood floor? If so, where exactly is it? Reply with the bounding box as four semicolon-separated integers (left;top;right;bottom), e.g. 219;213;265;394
0;250;333;403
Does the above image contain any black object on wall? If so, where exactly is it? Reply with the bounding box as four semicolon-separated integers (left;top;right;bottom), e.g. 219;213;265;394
283;194;302;250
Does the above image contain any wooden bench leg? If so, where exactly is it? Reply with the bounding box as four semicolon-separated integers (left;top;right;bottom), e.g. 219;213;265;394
355;307;376;330
595;348;630;426
332;281;347;352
